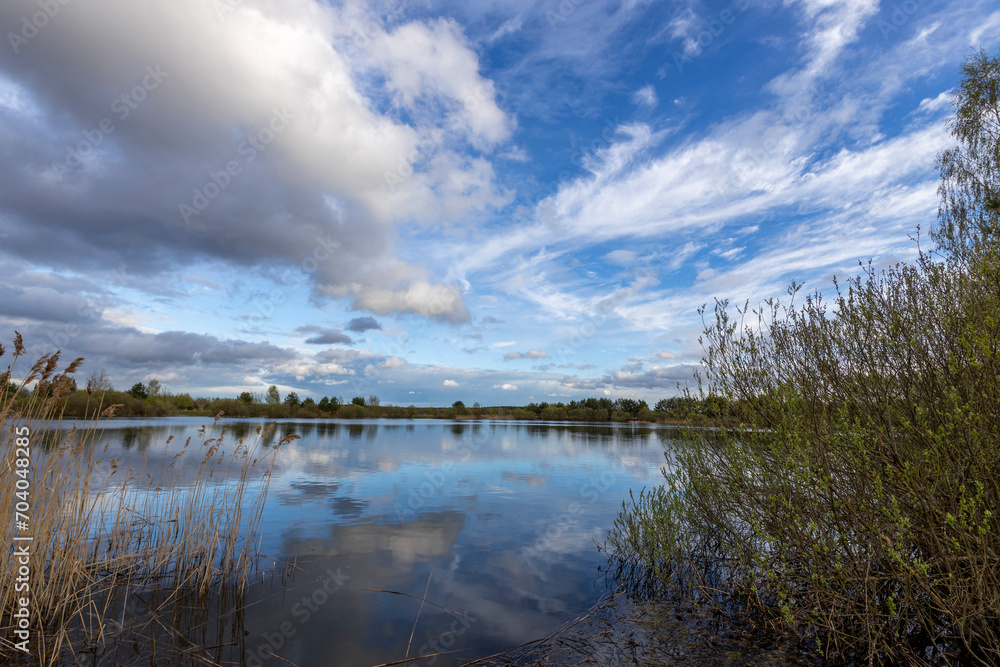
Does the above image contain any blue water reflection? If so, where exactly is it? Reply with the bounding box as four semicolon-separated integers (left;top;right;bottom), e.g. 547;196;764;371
82;418;677;666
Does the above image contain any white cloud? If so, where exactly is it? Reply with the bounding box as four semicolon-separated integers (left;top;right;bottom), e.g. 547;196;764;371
442;379;460;387
494;383;518;391
768;0;880;97
380;357;406;369
604;249;637;265
916;90;952;115
604;363;700;389
487;15;523;43
445;24;957;306
714;246;745;260
0;0;513;325
632;84;657;107
365;17;513;150
665;6;701;57
504;349;549;360
500;146;531;162
969;10;1000;46
339;282;471;324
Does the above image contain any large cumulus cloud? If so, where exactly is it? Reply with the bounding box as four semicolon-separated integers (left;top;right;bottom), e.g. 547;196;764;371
0;0;511;323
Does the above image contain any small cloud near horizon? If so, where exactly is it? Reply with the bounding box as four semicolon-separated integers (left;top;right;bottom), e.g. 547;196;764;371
504;349;548;360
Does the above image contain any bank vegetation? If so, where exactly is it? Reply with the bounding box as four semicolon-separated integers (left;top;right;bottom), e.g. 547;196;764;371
608;51;1000;665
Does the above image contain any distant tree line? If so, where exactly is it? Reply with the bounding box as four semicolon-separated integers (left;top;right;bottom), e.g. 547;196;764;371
29;372;724;423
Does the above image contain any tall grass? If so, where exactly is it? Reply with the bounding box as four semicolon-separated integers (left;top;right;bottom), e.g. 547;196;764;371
0;334;291;665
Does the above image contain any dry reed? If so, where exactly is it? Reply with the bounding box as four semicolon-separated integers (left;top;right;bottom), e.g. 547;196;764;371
0;334;291;665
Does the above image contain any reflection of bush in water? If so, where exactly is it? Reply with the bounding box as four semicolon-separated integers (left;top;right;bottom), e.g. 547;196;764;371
228;420;253;442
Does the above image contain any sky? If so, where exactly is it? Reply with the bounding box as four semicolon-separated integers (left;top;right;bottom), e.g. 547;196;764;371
0;0;998;407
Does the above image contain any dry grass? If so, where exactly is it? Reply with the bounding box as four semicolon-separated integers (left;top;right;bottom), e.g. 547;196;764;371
0;334;291;665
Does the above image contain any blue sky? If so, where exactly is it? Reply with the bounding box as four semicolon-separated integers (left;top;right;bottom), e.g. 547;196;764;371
1;0;998;406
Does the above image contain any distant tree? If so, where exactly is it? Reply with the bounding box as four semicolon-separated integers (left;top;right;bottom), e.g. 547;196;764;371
146;379;162;398
283;391;300;407
367;395;380;407
265;385;281;406
87;369;113;393
238;391;255;404
351;396;366;406
174;393;196;410
318;396;331;412
933;49;1000;260
128;382;148;400
654;398;670;412
302;397;316;408
614;398;647;416
452;400;466;410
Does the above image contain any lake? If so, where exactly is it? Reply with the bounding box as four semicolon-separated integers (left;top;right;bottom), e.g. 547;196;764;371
60;417;678;666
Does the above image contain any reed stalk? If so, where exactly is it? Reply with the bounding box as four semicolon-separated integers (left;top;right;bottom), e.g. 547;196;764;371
0;334;291;665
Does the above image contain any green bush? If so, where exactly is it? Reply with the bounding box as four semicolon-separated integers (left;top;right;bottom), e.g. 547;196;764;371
337;404;365;419
610;51;1000;664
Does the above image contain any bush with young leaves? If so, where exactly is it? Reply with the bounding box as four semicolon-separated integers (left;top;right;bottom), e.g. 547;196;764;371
610;51;1000;664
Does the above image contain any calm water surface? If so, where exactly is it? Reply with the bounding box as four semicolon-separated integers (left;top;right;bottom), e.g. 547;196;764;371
70;417;679;666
